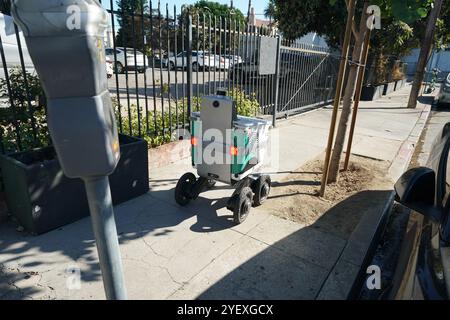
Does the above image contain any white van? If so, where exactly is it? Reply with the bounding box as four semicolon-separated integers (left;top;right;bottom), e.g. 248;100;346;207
0;13;34;79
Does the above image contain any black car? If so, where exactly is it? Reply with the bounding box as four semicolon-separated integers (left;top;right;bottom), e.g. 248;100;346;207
358;123;450;299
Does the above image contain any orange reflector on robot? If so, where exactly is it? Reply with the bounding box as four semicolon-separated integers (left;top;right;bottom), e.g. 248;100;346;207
113;140;119;153
191;137;198;146
230;146;238;156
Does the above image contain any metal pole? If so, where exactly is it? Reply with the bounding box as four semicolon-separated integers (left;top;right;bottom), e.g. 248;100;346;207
83;176;127;300
344;28;371;171
186;13;193;129
272;36;281;127
319;0;356;197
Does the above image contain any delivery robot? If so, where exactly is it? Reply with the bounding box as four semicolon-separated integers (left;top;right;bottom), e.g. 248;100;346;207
175;91;272;224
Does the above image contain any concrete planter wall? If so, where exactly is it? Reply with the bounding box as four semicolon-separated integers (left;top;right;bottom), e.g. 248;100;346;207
149;139;190;169
394;79;406;91
361;85;384;101
383;82;396;95
0;134;149;235
0;192;7;223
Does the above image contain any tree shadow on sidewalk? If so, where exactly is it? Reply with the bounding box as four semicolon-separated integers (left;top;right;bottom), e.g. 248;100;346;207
193;190;393;300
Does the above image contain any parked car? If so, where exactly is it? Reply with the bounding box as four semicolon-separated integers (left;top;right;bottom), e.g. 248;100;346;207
0;13;34;79
357;122;450;299
105;47;146;74
105;56;113;79
437;73;450;106
163;51;229;71
223;54;243;66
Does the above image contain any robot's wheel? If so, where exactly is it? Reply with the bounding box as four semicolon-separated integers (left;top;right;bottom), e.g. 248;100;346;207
175;172;196;206
232;187;253;224
252;175;271;207
205;179;216;189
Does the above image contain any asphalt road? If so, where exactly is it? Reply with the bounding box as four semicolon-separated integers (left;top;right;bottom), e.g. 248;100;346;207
108;68;232;99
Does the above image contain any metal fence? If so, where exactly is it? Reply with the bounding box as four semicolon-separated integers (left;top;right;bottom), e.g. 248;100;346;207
0;0;337;155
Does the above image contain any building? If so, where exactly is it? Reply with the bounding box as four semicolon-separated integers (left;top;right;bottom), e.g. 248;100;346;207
402;47;450;81
248;7;328;48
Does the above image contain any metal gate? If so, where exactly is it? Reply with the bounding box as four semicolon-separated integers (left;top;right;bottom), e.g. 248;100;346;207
0;0;337;155
276;40;339;117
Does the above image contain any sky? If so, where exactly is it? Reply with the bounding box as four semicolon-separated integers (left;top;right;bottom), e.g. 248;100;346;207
103;0;269;17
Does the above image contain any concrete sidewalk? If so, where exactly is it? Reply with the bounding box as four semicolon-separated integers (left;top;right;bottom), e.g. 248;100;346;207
0;85;430;300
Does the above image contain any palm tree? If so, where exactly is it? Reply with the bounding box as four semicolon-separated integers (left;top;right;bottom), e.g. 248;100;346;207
264;0;276;24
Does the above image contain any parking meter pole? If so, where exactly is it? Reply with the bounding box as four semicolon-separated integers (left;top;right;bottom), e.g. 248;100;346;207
84;176;127;300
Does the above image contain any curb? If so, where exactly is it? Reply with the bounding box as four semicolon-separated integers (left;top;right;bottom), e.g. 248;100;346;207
316;102;433;300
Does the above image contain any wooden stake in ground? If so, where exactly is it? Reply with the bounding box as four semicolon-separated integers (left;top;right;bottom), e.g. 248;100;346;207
327;1;370;184
344;26;372;171
319;0;357;197
407;0;444;109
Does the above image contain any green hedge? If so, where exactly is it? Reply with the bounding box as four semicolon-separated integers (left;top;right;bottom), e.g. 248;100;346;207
0;67;49;154
117;88;260;148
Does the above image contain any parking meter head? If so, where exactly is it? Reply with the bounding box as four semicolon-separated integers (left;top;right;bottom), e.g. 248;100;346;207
11;0;119;178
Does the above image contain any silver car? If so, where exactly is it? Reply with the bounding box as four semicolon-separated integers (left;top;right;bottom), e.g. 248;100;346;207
437;73;450;106
105;47;146;74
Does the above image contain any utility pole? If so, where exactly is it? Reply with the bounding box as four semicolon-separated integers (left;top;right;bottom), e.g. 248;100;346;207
247;0;252;25
319;0;357;197
407;0;444;109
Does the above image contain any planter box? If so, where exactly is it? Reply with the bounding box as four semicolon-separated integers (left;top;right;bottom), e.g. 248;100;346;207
383;82;396;95
394;80;400;91
0;134;149;235
394;79;406;91
360;85;384;101
0;192;7;224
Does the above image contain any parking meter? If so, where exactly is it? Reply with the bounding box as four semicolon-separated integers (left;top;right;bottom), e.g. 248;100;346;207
11;0;126;300
11;0;119;178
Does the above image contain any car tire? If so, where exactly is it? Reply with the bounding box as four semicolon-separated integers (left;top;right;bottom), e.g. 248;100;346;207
192;62;199;72
169;62;175;71
115;62;124;74
138;67;145;73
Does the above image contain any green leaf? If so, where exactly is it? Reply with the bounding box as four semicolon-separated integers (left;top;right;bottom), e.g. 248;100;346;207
417;7;428;18
329;0;337;6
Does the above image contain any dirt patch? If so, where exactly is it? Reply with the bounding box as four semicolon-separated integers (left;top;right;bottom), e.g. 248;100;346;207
263;154;394;238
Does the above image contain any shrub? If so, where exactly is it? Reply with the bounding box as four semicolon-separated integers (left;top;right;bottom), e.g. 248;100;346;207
0;67;49;153
117;87;260;148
